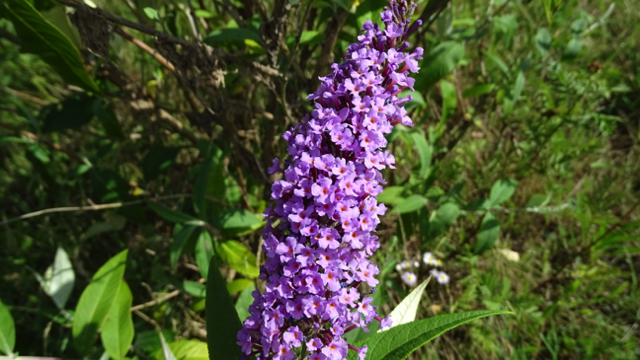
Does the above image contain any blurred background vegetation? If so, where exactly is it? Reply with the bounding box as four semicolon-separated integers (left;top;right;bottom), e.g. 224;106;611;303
1;0;639;359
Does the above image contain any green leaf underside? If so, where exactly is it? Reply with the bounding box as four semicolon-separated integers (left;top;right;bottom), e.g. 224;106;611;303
101;281;134;360
37;246;75;311
4;0;99;92
206;260;242;360
0;299;16;355
349;310;510;360
386;278;430;330
72;250;128;356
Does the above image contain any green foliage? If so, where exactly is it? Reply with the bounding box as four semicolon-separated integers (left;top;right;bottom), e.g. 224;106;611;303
0;299;16;356
205;259;242;360
101;281;134;360
72;250;128;356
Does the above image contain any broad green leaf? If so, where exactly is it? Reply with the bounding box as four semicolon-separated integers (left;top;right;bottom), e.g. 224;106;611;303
378;186;407;206
415;42;465;91
204;28;262;46
195;230;215;279
41;94;95;133
101;281;134;360
73;250;128;356
299;30;325;46
181;281;206;298
171;225;198;271
385;278;430;330
226;279;254;295
563;38;582;61
206;259;242;360
462;83;495;98
41;5;81;48
235;284;256;322
570;18;589;36
36;246;75;310
525;194;551;208
155;339;208;360
474;213;501;254
535;28;552;57
4;0;99;92
148;203;204;225
143;145;180;181
440;80;457;122
428;203;460;240
348;310;510;360
220;209;262;229
355;0;387;29
394;194;428;214
218;240;259;278
409;132;432;179
488;178;518;207
143;7;159;21
0;299;15;356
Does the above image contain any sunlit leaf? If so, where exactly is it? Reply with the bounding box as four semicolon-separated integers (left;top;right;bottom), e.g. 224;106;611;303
235;284;256;322
0;299;16;356
218;240;259;278
101;281;134;360
385;278;430;331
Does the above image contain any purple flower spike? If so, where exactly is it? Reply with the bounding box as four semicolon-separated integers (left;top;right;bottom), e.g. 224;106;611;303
237;1;422;358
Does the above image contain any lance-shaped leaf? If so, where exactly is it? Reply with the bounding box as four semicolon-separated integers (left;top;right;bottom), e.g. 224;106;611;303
206;259;242;360
384;278;430;331
0;299;16;356
4;0;99;93
474;213;501;255
348;310;510;360
72;250;128;356
101;281;134;360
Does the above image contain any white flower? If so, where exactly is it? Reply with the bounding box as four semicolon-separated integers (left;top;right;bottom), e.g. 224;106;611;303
396;259;417;273
423;252;438;266
401;272;418;287
413;261;419;268
430;269;450;284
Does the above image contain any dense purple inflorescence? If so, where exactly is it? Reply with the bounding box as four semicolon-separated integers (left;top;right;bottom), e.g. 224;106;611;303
237;2;422;359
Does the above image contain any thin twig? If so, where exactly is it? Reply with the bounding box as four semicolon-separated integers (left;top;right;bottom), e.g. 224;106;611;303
0;194;190;226
114;27;176;73
130;290;180;311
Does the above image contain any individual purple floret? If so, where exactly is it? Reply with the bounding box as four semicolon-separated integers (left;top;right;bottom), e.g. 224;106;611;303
237;1;422;359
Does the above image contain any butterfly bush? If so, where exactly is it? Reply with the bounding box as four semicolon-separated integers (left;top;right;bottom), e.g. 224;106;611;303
237;1;422;359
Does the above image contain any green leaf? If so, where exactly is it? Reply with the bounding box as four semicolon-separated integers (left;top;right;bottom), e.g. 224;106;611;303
171;225;198;271
235;284;256;322
93;100;125;139
194;9;214;18
0;299;16;356
133;330;175;354
226;278;254;295
143;7;159;21
543;0;554;24
394;194;428;214
535;28;552;57
148;203;203;225
415;42;465;91
218;240;259;278
181;281;206;298
299;30;325;46
355;0;387;29
195;230;215;280
159;332;178;360
220;209;262;229
73;250;128;356
36;246;75;310
41;94;95;133
570;18;589;36
349;310;510;360
563;38;582;61
378;186;407;206
204;28;262;46
143;145;180;181
525;193;551;208
410;132;432;179
155;339;208;360
474;213;500;254
4;0;99;92
386;278;429;330
101;281;134;360
41;5;81;48
493;14;518;47
462;83;495;98
440;79;457;122
206;259;242;360
428;203;460;240
487;178;518;207
503;72;525;117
